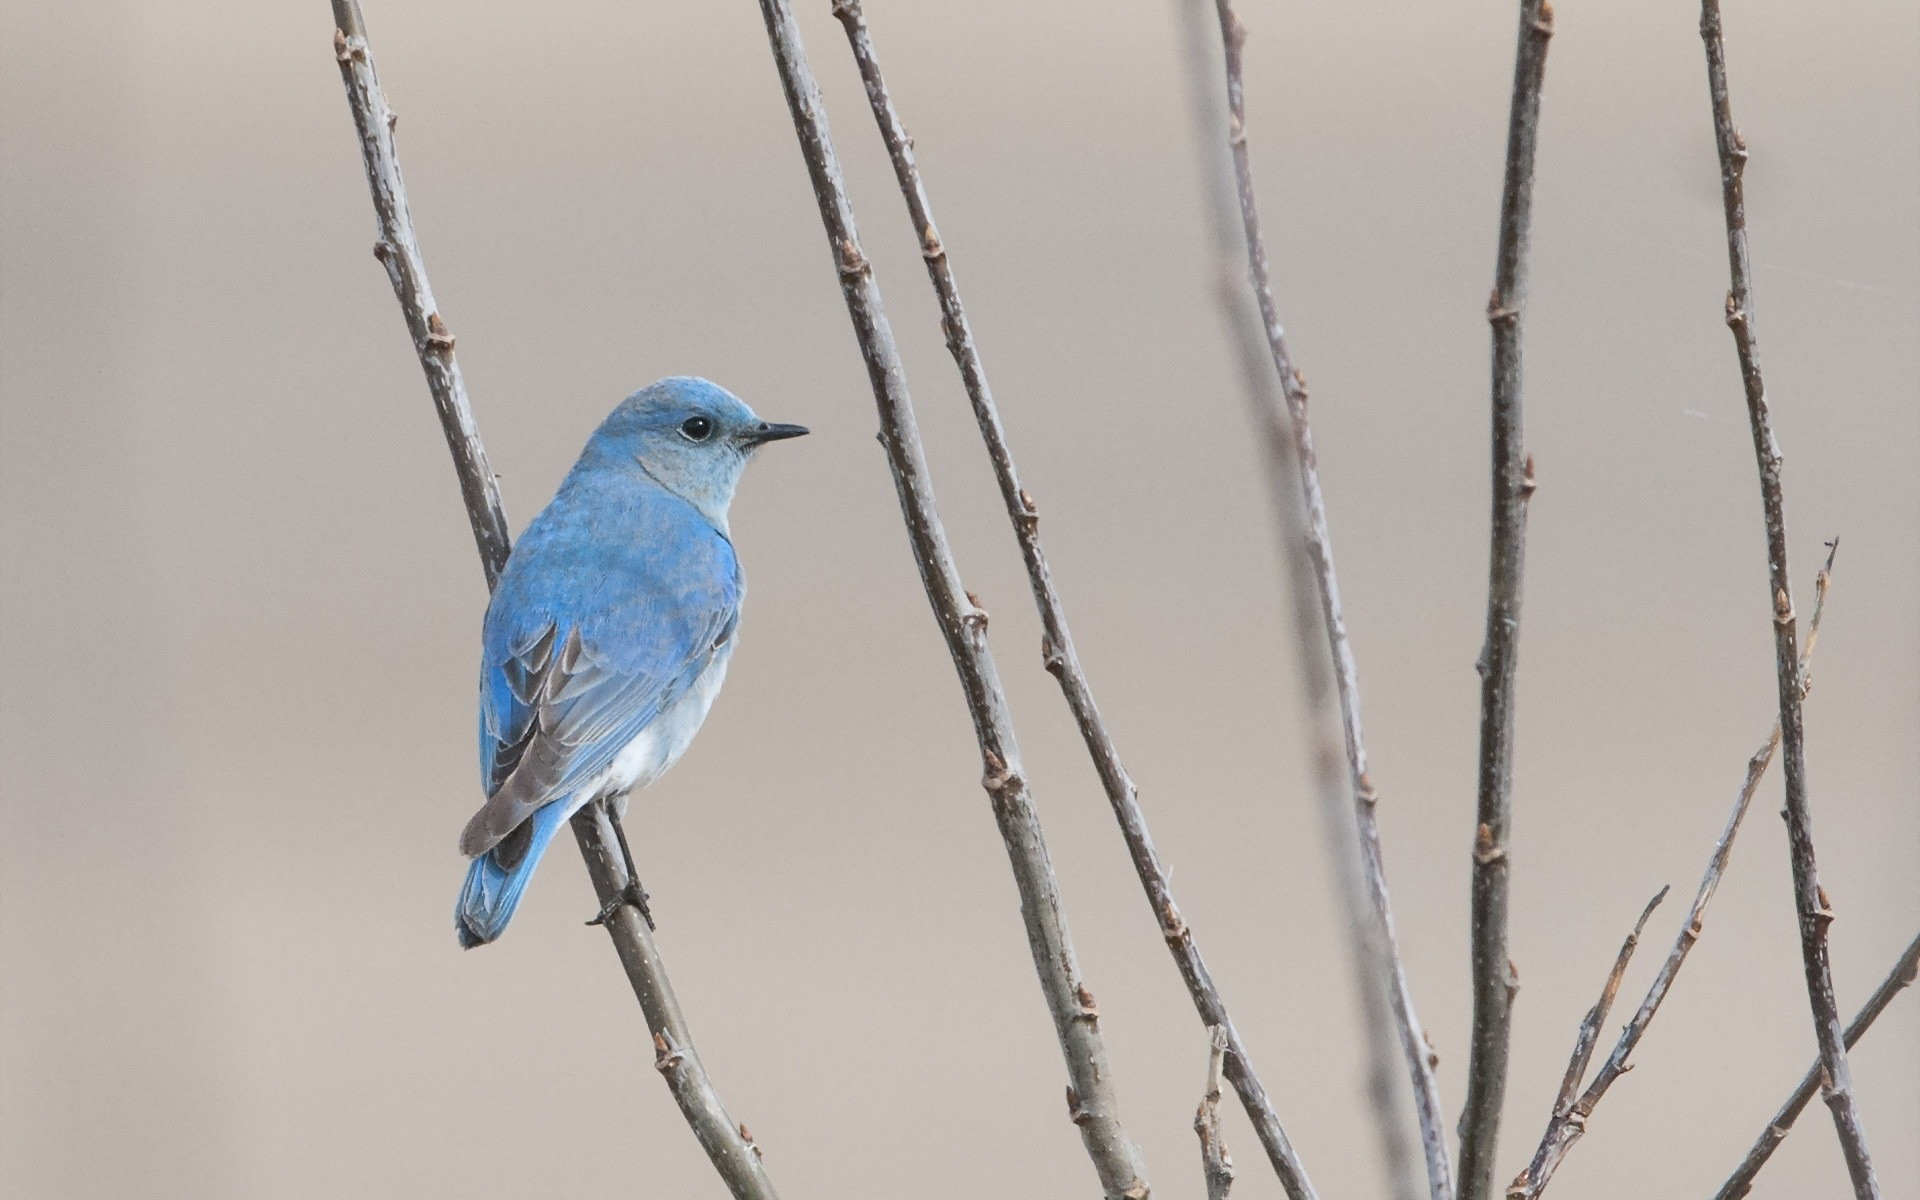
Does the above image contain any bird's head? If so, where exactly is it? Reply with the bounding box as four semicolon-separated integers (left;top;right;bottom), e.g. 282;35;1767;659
584;377;808;527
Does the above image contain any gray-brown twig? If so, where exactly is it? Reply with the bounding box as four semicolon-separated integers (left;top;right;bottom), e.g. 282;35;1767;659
1507;544;1838;1200
328;5;780;1197
1504;889;1666;1200
1698;4;1878;1194
571;804;782;1198
1208;3;1451;1198
752;2;1150;1196
1459;5;1553;1197
1197;1027;1236;1200
830;3;1313;1196
1174;3;1419;1195
1714;931;1920;1200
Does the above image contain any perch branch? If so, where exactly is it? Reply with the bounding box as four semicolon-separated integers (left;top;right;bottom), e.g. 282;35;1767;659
1197;1027;1236;1200
1208;3;1452;1197
1175;4;1419;1196
1507;544;1838;1200
571;803;783;1199
1459;4;1553;1197
328;5;779;1197
1713;931;1920;1200
830;3;1317;1195
753;2;1151;1196
1698;3;1878;1194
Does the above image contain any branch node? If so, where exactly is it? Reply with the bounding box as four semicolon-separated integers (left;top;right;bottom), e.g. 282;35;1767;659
425;312;456;352
1074;983;1101;1023
1040;634;1066;676
837;238;871;280
333;29;366;63
1066;1086;1091;1126
920;223;946;263
653;1031;685;1073
1487;288;1519;324
1474;822;1507;866
1521;453;1538;499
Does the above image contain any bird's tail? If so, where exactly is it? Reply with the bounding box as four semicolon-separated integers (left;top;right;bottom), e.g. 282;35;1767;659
455;799;572;948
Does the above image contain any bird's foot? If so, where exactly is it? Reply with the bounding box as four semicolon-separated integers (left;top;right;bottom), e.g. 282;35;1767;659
586;879;655;931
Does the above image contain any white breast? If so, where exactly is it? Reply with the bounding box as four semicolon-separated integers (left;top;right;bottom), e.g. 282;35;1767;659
591;643;735;812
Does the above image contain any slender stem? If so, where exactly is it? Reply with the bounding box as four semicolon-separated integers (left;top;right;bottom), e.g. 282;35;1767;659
1174;4;1419;1196
1714;931;1920;1200
1504;890;1664;1200
326;2;509;589
328;6;779;1197
1459;4;1553;1196
571;804;781;1199
1698;5;1878;1195
751;3;1151;1195
829;3;1315;1196
1508;546;1839;1200
1207;4;1452;1197
1197;1027;1236;1200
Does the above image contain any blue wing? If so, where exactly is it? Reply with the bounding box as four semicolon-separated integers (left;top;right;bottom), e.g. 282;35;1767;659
459;475;741;858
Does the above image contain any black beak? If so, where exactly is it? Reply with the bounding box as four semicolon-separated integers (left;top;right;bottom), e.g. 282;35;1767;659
744;421;810;446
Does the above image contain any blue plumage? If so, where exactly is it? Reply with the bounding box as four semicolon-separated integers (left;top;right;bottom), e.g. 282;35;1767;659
455;377;806;947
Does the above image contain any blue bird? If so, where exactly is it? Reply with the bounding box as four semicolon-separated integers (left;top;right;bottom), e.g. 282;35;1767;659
455;377;807;947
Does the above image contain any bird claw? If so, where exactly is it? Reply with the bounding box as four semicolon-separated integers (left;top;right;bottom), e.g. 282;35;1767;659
586;879;655;931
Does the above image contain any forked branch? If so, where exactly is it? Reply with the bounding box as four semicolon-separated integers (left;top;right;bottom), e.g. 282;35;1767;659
1508;545;1839;1200
1208;2;1452;1197
752;2;1151;1196
1698;3;1878;1194
328;5;779;1197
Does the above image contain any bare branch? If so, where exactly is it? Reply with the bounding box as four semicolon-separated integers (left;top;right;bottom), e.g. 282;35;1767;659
571;804;783;1199
328;6;779;1196
1505;887;1667;1200
1715;931;1920;1200
327;1;509;589
1458;5;1554;1197
1697;4;1879;1194
1207;3;1452;1197
1174;3;1420;1195
751;3;1151;1196
1197;1027;1236;1200
1507;545;1838;1200
829;2;1318;1195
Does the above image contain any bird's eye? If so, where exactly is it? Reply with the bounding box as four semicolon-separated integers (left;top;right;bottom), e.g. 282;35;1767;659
680;416;714;441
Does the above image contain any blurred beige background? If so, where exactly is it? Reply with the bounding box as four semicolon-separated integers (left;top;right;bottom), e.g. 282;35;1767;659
2;1;1914;1198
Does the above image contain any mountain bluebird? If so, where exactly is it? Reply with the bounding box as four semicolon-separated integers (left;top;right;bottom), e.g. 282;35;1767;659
455;376;807;947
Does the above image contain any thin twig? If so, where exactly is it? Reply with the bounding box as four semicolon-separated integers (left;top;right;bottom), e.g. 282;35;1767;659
326;3;508;590
1197;1027;1236;1200
1507;544;1839;1200
328;6;779;1197
1174;4;1419;1196
1504;888;1667;1200
829;3;1316;1196
1208;4;1452;1198
1714;931;1920;1200
1698;5;1878;1195
1459;4;1553;1197
571;804;782;1199
751;3;1151;1196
